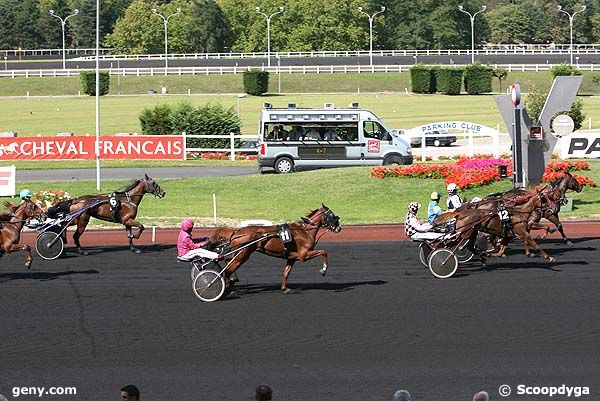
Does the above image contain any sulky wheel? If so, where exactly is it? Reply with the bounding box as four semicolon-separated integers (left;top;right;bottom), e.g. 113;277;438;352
455;246;475;264
35;231;65;260
428;248;459;279
192;269;226;302
418;243;432;267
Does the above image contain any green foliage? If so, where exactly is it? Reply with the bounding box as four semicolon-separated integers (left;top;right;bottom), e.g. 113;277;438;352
550;63;583;81
139;103;174;135
464;64;493;95
243;69;269;96
79;70;110;96
525;87;586;130
435;67;464;95
409;65;436;94
139;101;241;149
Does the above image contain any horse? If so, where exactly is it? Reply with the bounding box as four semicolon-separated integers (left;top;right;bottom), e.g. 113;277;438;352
209;204;342;294
1;199;45;268
48;174;166;254
448;190;555;262
526;172;582;246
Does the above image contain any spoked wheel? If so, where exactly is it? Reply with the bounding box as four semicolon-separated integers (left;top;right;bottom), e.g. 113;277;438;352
35;231;65;260
190;260;219;281
455;246;475;264
428;248;459;279
418;243;432;267
190;261;201;281
192;269;226;302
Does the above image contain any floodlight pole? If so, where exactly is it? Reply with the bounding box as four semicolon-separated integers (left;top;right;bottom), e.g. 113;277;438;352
49;8;79;69
358;6;386;66
458;5;486;64
256;6;284;67
95;0;100;190
152;7;181;75
557;5;587;65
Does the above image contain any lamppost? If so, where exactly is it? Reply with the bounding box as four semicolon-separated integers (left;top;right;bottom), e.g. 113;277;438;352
255;6;284;67
151;7;181;75
49;8;79;69
558;5;587;65
458;5;486;64
357;6;385;67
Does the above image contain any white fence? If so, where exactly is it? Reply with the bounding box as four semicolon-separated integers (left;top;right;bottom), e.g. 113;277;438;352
3;63;600;78
183;133;257;160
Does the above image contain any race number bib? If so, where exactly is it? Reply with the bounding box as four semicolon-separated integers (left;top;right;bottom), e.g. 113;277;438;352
498;209;510;222
109;197;118;208
278;226;293;243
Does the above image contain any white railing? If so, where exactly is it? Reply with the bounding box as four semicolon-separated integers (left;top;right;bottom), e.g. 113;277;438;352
0;48;110;57
183;133;258;161
2;63;600;78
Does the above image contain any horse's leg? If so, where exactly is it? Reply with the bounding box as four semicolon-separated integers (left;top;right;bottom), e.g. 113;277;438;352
122;218;145;254
7;243;33;269
281;259;296;293
546;213;572;246
518;230;555;262
296;249;329;276
73;213;90;255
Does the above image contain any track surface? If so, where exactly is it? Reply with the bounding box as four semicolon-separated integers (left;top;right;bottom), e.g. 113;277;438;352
1;238;599;401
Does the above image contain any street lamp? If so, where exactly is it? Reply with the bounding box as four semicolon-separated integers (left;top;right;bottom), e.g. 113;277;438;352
458;5;486;64
557;5;587;65
255;6;284;67
358;6;385;67
151;7;181;75
49;8;79;69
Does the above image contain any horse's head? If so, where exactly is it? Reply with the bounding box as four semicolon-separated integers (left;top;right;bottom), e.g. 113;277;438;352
143;174;166;198
306;204;341;233
4;199;45;225
565;171;583;193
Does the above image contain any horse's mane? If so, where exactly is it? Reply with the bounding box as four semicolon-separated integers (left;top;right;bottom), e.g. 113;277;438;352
116;179;142;194
3;201;18;211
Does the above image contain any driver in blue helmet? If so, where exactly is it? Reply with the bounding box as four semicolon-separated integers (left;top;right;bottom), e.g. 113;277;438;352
427;191;444;223
19;189;32;201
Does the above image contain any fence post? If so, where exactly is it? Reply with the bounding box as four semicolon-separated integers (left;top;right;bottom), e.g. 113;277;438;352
213;193;218;227
468;131;474;157
182;131;187;160
421;133;426;162
230;132;235;161
492;129;500;158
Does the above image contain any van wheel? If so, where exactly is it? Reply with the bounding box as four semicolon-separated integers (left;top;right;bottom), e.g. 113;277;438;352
433;139;441;147
383;155;402;166
274;157;294;174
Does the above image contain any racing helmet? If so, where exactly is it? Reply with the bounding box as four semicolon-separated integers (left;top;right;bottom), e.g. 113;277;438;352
19;189;32;200
430;191;442;200
407;202;420;213
447;183;458;193
181;218;194;232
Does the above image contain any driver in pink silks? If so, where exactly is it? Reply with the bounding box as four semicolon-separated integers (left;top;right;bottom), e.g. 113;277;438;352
404;202;445;241
177;219;220;261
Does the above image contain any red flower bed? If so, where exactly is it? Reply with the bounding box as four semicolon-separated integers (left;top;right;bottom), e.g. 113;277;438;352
371;156;596;188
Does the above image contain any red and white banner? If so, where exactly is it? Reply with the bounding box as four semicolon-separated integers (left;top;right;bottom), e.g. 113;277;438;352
0;165;16;196
0;136;184;160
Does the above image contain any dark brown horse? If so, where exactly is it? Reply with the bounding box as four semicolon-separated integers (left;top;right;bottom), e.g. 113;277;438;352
49;174;165;254
1;199;45;268
209;204;342;293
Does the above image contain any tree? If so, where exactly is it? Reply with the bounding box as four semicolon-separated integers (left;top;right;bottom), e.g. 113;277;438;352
525;86;586;130
487;4;535;43
492;67;508;93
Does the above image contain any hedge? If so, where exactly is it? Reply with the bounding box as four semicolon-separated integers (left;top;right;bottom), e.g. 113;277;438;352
243;69;269;95
435;68;464;95
80;70;110;96
550;63;582;80
409;65;436;94
463;64;493;95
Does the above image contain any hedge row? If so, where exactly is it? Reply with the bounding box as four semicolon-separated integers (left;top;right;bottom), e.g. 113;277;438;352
409;64;493;95
80;70;110;96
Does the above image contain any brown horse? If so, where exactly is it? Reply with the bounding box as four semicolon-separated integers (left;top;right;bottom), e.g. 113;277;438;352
1;199;45;268
48;174;165;254
209;204;342;293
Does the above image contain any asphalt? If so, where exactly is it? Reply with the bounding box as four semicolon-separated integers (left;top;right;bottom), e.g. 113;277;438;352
1;239;599;401
16;166;258;182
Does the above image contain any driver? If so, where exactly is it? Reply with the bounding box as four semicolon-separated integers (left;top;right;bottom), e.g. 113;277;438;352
177;219;219;261
19;188;32;202
404;202;443;240
446;183;463;211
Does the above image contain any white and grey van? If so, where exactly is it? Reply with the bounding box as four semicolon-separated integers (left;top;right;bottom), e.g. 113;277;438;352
257;103;413;173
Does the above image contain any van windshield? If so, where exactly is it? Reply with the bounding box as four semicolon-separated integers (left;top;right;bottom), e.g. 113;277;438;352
363;121;391;141
262;122;359;142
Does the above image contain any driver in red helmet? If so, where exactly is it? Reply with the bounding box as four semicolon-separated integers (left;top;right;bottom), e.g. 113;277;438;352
177;218;219;261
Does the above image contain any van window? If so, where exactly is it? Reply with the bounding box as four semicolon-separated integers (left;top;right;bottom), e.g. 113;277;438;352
363;121;391;141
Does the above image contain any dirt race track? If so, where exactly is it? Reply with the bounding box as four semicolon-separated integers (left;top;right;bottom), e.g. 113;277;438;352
1;224;599;401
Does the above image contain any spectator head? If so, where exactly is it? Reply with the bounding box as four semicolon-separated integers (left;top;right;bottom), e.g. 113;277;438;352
473;391;490;401
393;389;411;401
255;384;272;401
120;385;140;401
